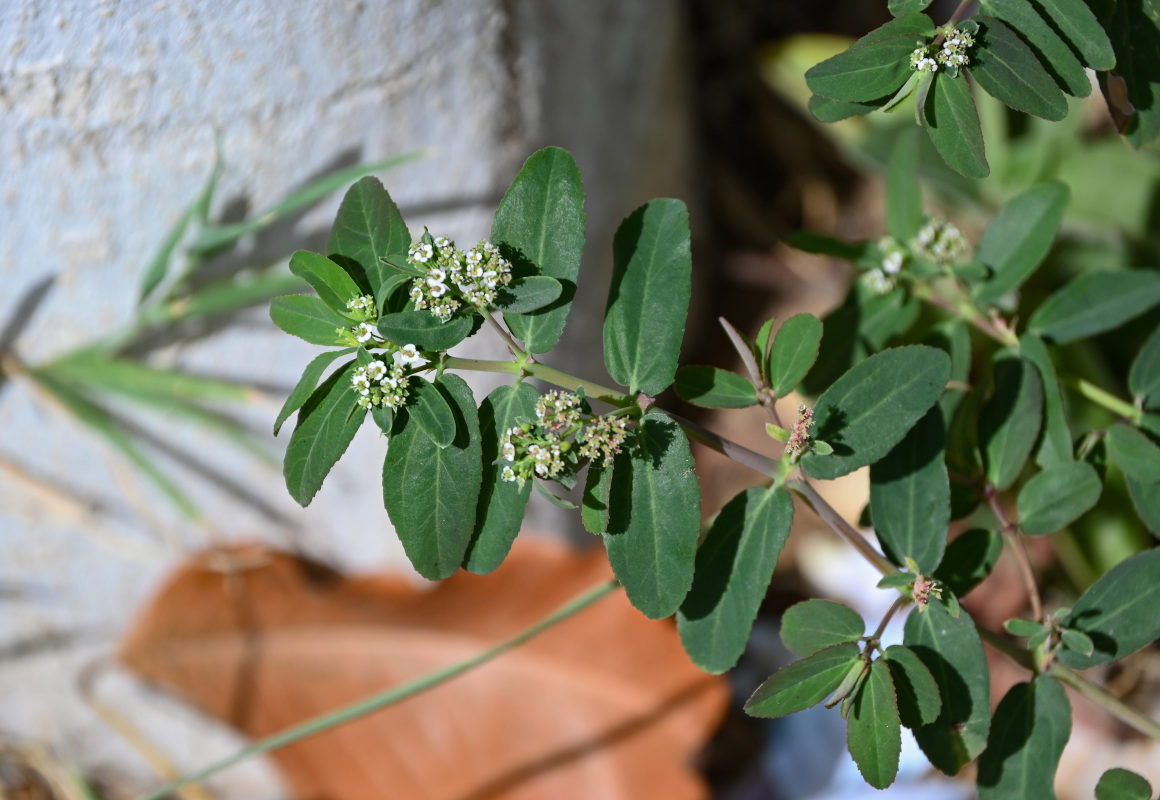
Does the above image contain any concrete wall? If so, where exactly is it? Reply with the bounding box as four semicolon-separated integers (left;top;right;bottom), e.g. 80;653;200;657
0;0;690;791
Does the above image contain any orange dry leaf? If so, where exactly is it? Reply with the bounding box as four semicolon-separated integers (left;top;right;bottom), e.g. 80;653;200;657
119;539;728;800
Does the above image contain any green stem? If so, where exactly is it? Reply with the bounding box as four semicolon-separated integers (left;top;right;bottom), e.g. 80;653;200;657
661;410;781;479
786;479;895;575
443;356;632;408
1065;375;1141;423
1049;663;1160;742
909;280;1018;348
134;578;620;800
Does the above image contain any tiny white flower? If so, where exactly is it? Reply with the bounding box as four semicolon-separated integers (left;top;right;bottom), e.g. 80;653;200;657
502;441;516;460
465;248;482;266
501;466;516;482
882;251;903;275
366;361;387;381
355;322;377;343
428;281;448;298
427;267;446;285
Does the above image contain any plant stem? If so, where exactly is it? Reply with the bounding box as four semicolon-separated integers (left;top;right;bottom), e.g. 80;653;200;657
786;479;896;575
661;410;781;478
443;356;632;408
909;280;1018;348
134;577;621;800
1049;663;1160;742
484;312;528;360
1064;375;1141;423
868;596;908;652
985;483;1044;623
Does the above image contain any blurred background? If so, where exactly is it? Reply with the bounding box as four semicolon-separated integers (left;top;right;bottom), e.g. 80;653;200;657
4;1;1159;798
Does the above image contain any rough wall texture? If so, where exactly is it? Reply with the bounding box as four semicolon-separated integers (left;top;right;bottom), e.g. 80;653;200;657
0;0;690;791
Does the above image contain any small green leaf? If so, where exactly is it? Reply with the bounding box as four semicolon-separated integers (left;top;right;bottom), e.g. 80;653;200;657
1126;476;1160;538
973;181;1070;305
806;14;934;102
786;230;874;262
604;199;692;396
934;529;1002;597
463;382;538;574
744;643;863;718
1019;335;1073;468
1016;461;1102;535
376;310;474;351
138;155;218;304
978;0;1091;97
1004;617;1047;637
1028;270;1160;344
1039;0;1115;69
808;93;885;122
977;677;1071;800
677;486;794;673
922;71;989;179
494;146;586;353
904;602;991;774
767;313;824;398
877;572;914;590
407;376;456;448
1058;547;1160;669
886;126;923;242
326;174;412;295
801;345;951;480
673;365;758;409
274;348;356;435
603;414;701;619
270;295;351;346
283;362;366;507
1107;422;1160;482
288;250;364;313
581;460;614;535
1129;323;1160;408
970;17;1068;120
753;317;777;371
382;374;482;580
882;644;941;727
492;276;563;314
870;406;950;574
779;598;865;658
1060;627;1094;656
980;353;1043;491
889;0;932;17
846;659;902;790
1096;768;1154;800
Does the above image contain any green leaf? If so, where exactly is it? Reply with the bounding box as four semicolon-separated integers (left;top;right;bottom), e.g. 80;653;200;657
1016;461;1102;535
973;181;1070;305
980;353;1043;491
786;230;874;262
977;677;1071;800
604;199;692;396
935;529;1002;597
808;93;886;122
1028;270;1160;344
889;0;932;16
270;295;351;346
493;146;586;353
1126;475;1160;538
904;601;991;774
677;486;794;673
978;0;1091;97
673;365;758;409
382;374;482;580
970;17;1068;120
1004;617;1047;637
1096;768;1154;800
1098;2;1160;148
1019;335;1073;468
406;376;456;448
870;406;950;574
581;461;614;535
1107;422;1160;482
779;598;865;658
744;643;863;718
1129;323;1160;408
1060;627;1094;656
1039;0;1115;69
492;276;563;314
168;272;304;324
376;310;474;351
283;362;365;506
288;250;364;313
925;320;971;423
882;644;941;727
463;382;538;574
922;71;989;179
326;175;412;295
1058;547;1160;669
275;349;356;435
767;313;824;398
805;14;934;102
603;414;700;619
846;659;902;790
138;155;219;304
801;346;951;480
886;126;923;242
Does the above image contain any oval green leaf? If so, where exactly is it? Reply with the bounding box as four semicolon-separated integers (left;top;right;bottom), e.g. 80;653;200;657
1126;475;1160;538
1016;461;1102;535
888;0;933;17
1129;323;1160;408
673;365;758;409
883;644;941;727
744;643;863;718
270;295;351;346
327;176;411;296
1019;335;1073;468
603;413;701;619
973;181;1070;305
779;598;865;658
1096;768;1154;800
1028;270;1160;344
1107;422;1160;482
1037;0;1115;69
407;376;456;448
802;345;951;480
604;199;692;396
581;460;614;535
283;361;366;507
977;677;1071;800
492;275;563;314
493;146;586;353
970;18;1067;120
847;659;902;790
922;71;989;179
274;348;356;436
377;310;474;351
767;313;824;398
980;353;1043;491
382;374;482;580
677;486;794;673
288;250;364;314
806;14;934;102
979;0;1090;97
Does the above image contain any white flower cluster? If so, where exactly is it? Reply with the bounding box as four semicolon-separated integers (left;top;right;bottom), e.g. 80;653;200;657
913;218;970;265
910;46;939;73
865;236;907;294
407;235;513;322
535;389;583;433
500;426;567;485
909;27;974;76
347;294;375;317
577;415;630;467
341;294;382;345
350;344;428;410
